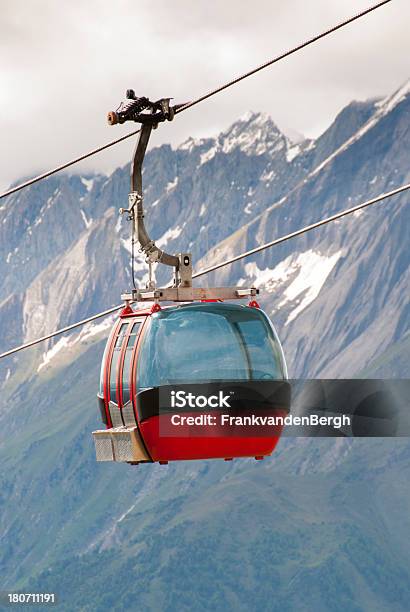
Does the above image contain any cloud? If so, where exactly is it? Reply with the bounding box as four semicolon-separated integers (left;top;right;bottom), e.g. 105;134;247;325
0;0;408;190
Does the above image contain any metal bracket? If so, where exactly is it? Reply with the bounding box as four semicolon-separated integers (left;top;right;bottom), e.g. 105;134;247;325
176;253;192;287
121;286;258;304
119;191;142;219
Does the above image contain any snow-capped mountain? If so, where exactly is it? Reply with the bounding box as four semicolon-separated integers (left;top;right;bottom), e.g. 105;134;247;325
1;81;408;378
0;81;409;609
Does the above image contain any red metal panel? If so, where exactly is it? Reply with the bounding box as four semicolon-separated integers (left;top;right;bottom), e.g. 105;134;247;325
130;315;150;427
130;314;152;460
139;414;286;462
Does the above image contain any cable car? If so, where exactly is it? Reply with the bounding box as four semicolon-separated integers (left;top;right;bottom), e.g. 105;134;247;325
94;300;290;464
92;95;290;465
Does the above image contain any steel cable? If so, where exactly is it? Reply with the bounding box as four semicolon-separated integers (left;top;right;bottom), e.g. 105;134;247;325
175;0;393;115
1;179;408;360
0;1;392;201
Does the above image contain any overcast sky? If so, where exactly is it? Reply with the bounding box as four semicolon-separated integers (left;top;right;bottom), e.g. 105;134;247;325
0;0;408;191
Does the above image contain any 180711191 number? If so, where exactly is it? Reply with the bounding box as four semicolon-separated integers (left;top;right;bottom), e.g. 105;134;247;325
1;593;57;605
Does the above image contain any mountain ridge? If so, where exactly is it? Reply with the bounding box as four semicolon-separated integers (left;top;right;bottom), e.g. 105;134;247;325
0;80;409;607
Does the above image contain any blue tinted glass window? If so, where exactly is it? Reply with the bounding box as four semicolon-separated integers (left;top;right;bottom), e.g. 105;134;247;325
137;304;285;388
122;321;141;404
235;318;284;380
110;323;128;402
114;323;128;348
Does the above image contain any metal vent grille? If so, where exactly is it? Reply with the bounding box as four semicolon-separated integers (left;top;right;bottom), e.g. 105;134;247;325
122;401;137;427
93;431;115;461
109;401;123;428
92;427;150;463
112;430;133;462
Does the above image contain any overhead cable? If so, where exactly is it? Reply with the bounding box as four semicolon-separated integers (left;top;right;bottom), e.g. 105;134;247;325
175;0;393;114
0;305;122;360
193;181;410;278
0;128;141;200
0;0;392;201
1;178;407;360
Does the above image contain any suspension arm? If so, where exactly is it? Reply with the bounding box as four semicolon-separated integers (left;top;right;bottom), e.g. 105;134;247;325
130;124;180;268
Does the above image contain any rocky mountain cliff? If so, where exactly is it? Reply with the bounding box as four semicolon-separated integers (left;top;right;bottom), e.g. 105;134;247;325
1;82;409;381
0;81;409;610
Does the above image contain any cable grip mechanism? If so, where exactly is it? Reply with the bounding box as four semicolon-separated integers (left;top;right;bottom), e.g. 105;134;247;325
107;90;179;127
109;91;189;291
109;90;257;306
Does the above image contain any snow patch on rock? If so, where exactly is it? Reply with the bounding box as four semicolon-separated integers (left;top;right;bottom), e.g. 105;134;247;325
37;314;116;372
245;249;343;324
166;177;178;193
38;336;71;372
200;146;218;165
156;226;182;248
261;168;276;182
286;142;301;162
81;177;95;192
80;209;92;229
